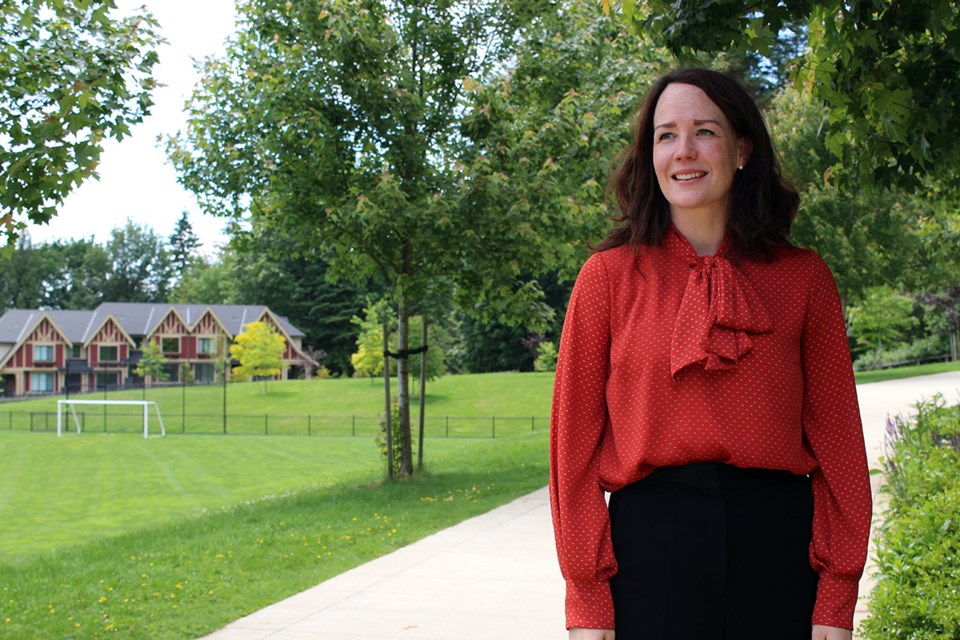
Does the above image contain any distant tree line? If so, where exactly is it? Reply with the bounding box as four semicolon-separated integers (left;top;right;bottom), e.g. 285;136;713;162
1;212;572;378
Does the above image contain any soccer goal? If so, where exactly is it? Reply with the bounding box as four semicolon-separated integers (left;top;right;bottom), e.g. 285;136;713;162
57;400;167;439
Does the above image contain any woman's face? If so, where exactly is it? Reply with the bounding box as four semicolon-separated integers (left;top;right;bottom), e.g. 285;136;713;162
652;82;749;224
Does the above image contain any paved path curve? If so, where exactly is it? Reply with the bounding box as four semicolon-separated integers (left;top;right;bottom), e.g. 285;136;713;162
200;371;960;640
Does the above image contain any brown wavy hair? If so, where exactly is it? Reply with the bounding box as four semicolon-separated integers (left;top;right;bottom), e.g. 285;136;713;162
595;68;798;260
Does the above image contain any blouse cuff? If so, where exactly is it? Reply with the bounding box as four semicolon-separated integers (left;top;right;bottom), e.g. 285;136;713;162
565;579;615;630
811;573;861;630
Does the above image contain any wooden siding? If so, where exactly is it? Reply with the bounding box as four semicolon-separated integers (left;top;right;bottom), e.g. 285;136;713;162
91;318;128;345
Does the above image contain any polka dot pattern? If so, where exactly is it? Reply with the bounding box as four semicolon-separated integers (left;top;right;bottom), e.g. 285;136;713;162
548;226;872;631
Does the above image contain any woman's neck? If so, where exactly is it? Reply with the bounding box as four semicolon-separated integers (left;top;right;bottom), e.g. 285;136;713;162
670;210;728;256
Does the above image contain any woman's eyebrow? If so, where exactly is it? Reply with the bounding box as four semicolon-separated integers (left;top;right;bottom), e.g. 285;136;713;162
654;118;725;131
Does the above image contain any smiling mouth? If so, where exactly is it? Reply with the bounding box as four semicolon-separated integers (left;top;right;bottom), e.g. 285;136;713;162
674;171;706;181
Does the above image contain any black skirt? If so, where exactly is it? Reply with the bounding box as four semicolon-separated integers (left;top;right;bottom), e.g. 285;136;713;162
608;463;819;640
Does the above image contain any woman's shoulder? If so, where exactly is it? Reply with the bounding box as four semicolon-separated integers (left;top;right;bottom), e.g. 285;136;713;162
770;244;834;276
574;244;630;277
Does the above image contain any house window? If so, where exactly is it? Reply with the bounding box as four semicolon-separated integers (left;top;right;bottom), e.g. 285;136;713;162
30;372;54;392
69;344;81;358
161;337;179;354
96;372;118;389
99;345;119;362
198;337;217;355
33;344;54;362
195;363;215;384
161;363;179;383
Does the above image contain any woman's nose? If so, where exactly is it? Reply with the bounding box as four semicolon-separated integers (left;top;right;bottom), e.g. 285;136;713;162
675;134;697;159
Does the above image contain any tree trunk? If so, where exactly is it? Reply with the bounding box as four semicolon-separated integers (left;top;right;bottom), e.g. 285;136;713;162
382;317;393;480
417;316;428;471
396;295;414;477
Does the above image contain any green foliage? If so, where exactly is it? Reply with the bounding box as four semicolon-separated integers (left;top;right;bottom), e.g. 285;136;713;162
222;228;369;376
612;0;960;186
0;224;177;310
848;286;920;367
168;0;576;476
853;335;951;372
375;397;404;476
169;254;231;304
350;301;446;382
101;220;172;302
534;341;558;373
167;210;201;287
229;321;285;390
458;3;673;287
0;234;53;311
0;0;162;242
351;299;391;378
767;85;941;304
37;237;110;309
134;339;168;384
862;397;960;639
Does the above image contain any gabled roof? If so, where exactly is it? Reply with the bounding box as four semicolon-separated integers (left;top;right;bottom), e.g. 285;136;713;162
0;303;308;354
46;310;100;344
0;310;75;369
81;313;137;349
0;310;44;345
94;303;306;339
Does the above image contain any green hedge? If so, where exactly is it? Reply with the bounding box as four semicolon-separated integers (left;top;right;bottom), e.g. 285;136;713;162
862;396;960;639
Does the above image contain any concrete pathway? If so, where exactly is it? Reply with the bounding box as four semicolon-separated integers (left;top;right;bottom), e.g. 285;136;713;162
200;371;960;640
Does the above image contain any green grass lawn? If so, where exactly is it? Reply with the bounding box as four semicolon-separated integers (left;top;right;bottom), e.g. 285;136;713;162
0;433;385;559
0;372;554;639
0;371;556;436
0;432;548;639
853;359;960;384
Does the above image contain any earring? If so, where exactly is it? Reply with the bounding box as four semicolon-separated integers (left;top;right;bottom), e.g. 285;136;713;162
737;164;744;170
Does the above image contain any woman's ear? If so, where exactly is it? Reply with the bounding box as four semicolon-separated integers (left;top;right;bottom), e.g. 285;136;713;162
738;138;753;168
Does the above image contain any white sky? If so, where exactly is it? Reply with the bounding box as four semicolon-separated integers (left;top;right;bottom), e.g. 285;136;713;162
26;0;238;254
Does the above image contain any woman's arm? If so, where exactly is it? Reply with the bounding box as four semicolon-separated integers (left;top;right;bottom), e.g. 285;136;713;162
570;628;616;640
812;624;852;640
800;256;873;628
550;253;617;630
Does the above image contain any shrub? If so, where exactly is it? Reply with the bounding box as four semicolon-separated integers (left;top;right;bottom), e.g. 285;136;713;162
853;334;950;371
862;397;960;639
375;398;410;477
534;341;558;373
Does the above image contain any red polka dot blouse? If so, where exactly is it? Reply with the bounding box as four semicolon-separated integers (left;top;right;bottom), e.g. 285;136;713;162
549;226;872;631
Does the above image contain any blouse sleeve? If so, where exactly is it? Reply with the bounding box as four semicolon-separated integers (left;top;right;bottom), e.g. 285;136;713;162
549;253;618;630
801;255;873;629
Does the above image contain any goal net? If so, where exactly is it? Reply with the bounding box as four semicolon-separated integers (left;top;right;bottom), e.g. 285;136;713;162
57;400;167;439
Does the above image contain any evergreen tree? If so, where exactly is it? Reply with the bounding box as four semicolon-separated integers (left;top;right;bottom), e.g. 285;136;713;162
168;211;202;283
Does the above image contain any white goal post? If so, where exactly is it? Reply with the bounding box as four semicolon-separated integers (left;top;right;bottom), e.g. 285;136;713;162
57;400;167;439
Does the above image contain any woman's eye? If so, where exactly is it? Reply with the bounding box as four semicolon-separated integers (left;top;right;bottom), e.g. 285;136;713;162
657;132;676;141
697;128;716;136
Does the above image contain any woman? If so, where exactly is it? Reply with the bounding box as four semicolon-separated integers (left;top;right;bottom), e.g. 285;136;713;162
549;68;872;640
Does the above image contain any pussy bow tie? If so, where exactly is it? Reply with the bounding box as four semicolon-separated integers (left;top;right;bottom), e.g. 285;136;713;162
669;252;772;378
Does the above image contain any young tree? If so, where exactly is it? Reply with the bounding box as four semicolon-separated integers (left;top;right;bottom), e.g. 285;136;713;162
229;321;286;392
608;0;960;186
168;0;585;477
351;300;390;379
134;339;168;387
0;1;161;242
